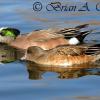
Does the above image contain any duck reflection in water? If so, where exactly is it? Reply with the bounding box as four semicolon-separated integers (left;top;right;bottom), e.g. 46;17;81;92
26;61;100;80
0;43;100;80
0;43;24;63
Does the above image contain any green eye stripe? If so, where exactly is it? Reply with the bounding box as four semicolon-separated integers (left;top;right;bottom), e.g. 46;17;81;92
2;30;16;37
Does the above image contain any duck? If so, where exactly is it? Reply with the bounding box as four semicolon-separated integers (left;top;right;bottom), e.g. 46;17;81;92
9;24;92;50
10;30;92;50
23;44;100;66
0;24;91;50
0;27;20;43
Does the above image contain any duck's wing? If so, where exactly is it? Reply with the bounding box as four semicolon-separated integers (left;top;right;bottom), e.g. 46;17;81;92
56;28;79;35
26;24;89;40
56;24;89;34
53;46;87;56
26;24;89;39
52;44;100;56
56;24;89;39
27;29;63;41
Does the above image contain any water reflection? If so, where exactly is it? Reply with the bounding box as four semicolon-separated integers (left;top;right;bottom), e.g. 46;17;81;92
1;0;100;99
0;43;24;63
0;43;100;80
26;61;100;80
75;96;100;100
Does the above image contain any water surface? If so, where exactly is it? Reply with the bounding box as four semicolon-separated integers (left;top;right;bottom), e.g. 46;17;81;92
0;0;100;100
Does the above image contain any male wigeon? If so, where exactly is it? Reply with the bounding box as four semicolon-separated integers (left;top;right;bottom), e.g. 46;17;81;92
10;30;92;50
9;24;91;50
0;24;90;50
24;44;100;66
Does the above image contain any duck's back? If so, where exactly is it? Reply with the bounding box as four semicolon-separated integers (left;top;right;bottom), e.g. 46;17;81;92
34;46;93;66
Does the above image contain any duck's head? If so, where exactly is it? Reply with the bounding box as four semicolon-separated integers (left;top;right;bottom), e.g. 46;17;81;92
0;27;20;38
22;46;45;61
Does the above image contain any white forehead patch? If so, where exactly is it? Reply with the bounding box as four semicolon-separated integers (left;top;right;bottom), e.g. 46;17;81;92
69;37;80;45
0;27;8;31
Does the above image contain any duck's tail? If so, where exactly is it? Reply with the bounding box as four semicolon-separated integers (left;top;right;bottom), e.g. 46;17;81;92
74;30;93;43
57;24;89;39
75;24;89;29
85;44;100;61
94;53;100;61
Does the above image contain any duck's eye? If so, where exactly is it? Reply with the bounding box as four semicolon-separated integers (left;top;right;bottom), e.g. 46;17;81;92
27;49;32;54
0;32;4;36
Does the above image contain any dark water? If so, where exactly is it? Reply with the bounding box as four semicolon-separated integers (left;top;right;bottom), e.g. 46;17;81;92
0;0;100;100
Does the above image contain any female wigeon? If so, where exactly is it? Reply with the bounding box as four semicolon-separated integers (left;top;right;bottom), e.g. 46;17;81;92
24;44;100;66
